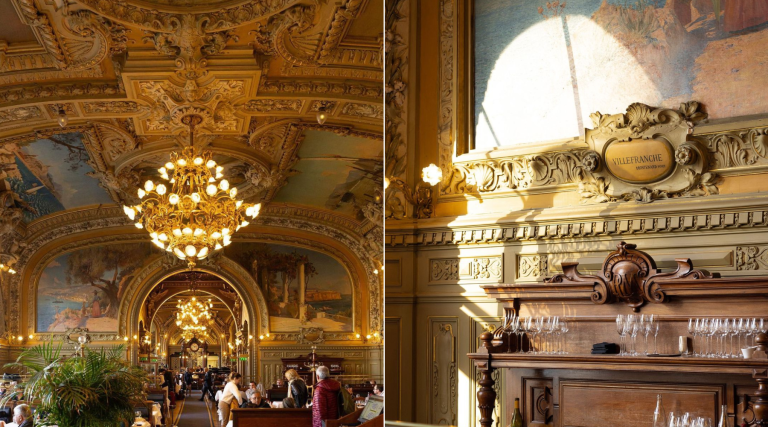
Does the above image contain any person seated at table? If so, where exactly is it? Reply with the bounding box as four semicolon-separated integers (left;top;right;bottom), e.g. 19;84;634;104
241;392;271;409
343;384;353;394
0;404;33;427
372;385;383;396
245;381;259;400
282;397;297;408
274;379;284;388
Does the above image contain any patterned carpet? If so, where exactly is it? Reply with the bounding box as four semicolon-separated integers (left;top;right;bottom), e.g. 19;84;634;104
176;390;217;427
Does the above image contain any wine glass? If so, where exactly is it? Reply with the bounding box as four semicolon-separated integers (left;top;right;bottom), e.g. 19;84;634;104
524;317;533;354
729;318;739;358
738;318;747;356
688;318;697;356
543;317;552;354
503;315;516;354
643;315;652;355
559;320;569;354
533;317;544;354
749;318;758;346
652;316;660;355
629;316;640;355
719;319;731;358
616;315;626;356
708;319;720;358
510;316;521;354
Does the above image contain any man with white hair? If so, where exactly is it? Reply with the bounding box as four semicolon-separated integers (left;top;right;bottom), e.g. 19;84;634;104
311;366;341;427
0;404;34;427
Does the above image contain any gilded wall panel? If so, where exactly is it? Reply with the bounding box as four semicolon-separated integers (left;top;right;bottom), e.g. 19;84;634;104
428;317;458;425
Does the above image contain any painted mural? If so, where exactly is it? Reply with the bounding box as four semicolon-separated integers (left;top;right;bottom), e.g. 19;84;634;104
474;0;768;149
0;133;114;221
36;243;152;332
227;242;354;332
272;130;382;220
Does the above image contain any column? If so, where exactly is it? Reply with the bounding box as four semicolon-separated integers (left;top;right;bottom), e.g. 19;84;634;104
298;263;306;322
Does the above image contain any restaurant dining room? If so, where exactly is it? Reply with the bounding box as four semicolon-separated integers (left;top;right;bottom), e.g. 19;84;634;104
383;0;768;426
0;0;384;426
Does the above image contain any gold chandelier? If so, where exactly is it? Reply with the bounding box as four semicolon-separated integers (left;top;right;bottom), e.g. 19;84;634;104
176;296;212;341
122;115;261;268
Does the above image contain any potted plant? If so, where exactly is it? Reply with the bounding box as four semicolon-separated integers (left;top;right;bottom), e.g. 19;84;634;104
1;342;148;427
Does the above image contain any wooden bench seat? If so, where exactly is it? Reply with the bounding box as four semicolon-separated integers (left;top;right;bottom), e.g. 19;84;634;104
231;408;312;427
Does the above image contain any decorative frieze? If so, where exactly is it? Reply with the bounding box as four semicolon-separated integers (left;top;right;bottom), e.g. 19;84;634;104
242;99;303;113
342;102;383;119
430;259;459;281
82;101;146;115
0;106;43;125
386;209;768;247
518;255;548;280
736;246;768;270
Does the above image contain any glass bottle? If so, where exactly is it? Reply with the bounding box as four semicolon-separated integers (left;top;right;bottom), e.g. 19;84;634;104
717;404;728;427
653;394;667;427
510;398;523;427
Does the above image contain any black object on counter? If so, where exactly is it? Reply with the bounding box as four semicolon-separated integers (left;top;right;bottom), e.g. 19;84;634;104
591;342;620;354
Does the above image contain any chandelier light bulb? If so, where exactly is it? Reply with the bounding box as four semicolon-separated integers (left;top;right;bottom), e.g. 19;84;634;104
185;245;197;257
211;231;221;239
158;167;167;175
206;184;217;196
219;180;229;191
229;187;237;198
206;160;216;168
183;227;193;235
173;228;182;237
384;177;390;190
144;180;154;192
158;233;168;241
165;162;174;169
156;184;167;195
198;247;209;259
135;223;143;229
169;194;179;205
194;157;204;165
191;193;201;203
194;228;204;236
177;158;187;166
138;189;146;198
123;206;136;220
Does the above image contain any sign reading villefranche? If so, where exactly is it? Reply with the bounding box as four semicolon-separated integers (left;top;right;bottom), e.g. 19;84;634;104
604;139;675;184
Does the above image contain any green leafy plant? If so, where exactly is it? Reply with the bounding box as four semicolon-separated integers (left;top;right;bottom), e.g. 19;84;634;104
1;342;147;427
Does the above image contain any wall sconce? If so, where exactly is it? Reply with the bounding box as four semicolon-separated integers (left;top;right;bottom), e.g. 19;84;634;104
56;106;69;127
0;264;16;275
385;163;443;219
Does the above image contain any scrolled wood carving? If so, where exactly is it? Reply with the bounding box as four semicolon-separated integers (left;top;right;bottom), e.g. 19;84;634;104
544;241;719;310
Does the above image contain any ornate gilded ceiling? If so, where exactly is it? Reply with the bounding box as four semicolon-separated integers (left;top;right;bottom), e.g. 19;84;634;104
0;0;383;339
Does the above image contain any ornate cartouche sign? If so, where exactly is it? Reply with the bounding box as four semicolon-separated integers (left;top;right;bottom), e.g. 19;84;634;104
604;138;675;184
581;102;716;202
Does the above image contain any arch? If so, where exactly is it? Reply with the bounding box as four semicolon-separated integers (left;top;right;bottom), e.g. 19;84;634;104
118;256;269;367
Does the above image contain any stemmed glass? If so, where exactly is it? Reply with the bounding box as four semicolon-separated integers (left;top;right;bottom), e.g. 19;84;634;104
523;317;533;354
749;318;758;347
708;318;720;358
616;315;626;356
719;319;730;358
729;318;739;358
504;315;517;354
688;319;697;356
652;316;660;354
532;317;544;354
629;315;639;355
559;320;569;354
738;318;746;353
643;315;652;355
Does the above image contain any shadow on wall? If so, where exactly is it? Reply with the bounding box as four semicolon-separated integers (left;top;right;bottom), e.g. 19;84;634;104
473;0;768;149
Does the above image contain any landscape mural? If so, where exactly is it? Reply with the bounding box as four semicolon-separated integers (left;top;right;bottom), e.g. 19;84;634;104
474;0;768;149
0;133;113;221
272;130;383;221
227;242;354;332
36;243;152;332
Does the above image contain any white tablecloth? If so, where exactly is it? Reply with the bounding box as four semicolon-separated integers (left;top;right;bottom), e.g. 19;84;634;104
151;403;162;427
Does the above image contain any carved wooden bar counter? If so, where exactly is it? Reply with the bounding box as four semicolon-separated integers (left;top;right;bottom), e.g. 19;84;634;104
470;242;768;427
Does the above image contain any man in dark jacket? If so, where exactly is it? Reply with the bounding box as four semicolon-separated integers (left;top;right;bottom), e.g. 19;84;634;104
184;368;193;392
199;367;214;401
241;392;271;408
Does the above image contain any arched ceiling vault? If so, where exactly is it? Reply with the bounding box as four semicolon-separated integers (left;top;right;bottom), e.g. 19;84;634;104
0;0;383;339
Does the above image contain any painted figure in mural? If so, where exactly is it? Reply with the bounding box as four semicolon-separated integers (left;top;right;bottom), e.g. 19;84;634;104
91;290;102;318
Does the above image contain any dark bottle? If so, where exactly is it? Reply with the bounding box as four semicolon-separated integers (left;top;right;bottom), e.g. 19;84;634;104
510;398;523;427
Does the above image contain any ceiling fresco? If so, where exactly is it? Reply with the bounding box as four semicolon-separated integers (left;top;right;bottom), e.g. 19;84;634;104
0;133;114;222
272;130;383;220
